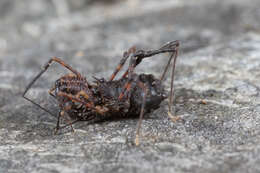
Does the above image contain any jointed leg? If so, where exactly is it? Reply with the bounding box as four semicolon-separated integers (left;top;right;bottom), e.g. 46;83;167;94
56;91;109;115
57;92;94;108
23;57;87;117
118;54;138;100
55;110;62;132
24;57;83;96
120;40;179;79
109;46;136;81
54;108;96;134
54;91;106;133
54;110;76;134
159;40;180;81
135;82;148;146
54;91;95;134
48;86;56;99
118;41;180;107
168;49;178;114
55;119;79;133
157;41;179;120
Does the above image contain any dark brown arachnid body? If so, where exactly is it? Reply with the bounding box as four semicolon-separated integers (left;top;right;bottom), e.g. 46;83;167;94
23;40;179;145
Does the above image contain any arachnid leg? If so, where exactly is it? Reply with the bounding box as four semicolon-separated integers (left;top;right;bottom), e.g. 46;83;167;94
23;57;89;117
118;54;138;100
160;41;179;121
54;90;110;133
160;41;179;118
115;54;149;145
121;40;180;121
54;110;62;133
121;40;179;79
48;86;56;99
54;90;97;134
109;46;136;81
56;91;109;116
135;82;148;146
54;110;76;134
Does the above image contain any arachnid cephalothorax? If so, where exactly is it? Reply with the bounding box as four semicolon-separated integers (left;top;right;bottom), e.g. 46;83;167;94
23;40;180;145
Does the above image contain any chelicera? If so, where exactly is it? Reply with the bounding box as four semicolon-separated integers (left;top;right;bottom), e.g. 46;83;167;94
23;40;180;145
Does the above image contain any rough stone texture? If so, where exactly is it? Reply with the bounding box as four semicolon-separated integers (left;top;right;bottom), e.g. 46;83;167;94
1;0;260;172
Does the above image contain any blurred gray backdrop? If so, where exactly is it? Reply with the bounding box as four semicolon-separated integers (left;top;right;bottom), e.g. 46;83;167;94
1;0;260;173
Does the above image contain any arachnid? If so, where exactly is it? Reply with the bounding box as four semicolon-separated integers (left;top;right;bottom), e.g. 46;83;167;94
23;40;180;145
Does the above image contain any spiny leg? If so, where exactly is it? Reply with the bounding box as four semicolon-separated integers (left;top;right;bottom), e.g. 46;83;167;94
47;57;83;77
55;119;79;134
57;92;94;108
121;40;180;121
54;91;108;133
48;86;56;99
122;41;180;81
56;109;101;135
115;57;147;145
135;82;148;146
55;108;96;134
23;57;87;117
56;91;109;115
109;52;128;81
53;91;93;134
119;43;173;99
120;40;179;79
118;54;137;100
119;41;180;105
109;46;136;81
48;84;95;114
54;109;81;134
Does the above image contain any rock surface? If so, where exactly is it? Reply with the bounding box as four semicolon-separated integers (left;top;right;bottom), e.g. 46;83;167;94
1;0;260;172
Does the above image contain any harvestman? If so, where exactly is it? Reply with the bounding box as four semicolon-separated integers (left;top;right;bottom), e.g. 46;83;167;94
23;40;180;145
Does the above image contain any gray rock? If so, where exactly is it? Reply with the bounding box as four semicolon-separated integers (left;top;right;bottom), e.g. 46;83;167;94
1;0;260;172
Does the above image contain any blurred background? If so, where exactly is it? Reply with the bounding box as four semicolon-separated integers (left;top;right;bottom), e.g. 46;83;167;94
1;0;260;92
1;0;260;173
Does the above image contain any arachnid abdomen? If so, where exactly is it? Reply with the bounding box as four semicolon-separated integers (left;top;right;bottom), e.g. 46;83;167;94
97;73;167;117
53;73;167;120
129;74;167;115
